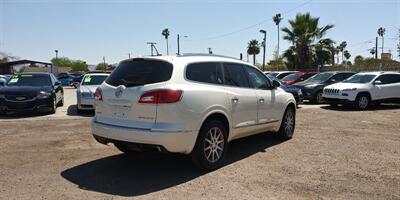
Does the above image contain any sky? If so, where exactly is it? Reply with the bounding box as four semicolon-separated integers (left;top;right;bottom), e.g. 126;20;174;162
0;0;399;65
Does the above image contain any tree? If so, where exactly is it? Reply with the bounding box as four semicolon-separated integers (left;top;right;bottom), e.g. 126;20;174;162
96;62;108;71
354;55;364;65
70;60;88;72
337;41;347;63
313;38;335;67
377;27;386;54
397;29;400;59
162;28;170;55
273;13;283;56
51;57;88;72
247;39;260;65
344;50;351;61
281;12;334;69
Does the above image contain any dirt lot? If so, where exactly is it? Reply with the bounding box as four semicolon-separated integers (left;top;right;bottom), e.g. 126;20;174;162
0;105;399;200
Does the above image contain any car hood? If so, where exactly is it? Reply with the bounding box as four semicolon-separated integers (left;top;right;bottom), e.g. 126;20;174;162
325;82;367;90
281;84;300;93
79;85;99;93
0;85;52;95
293;81;324;89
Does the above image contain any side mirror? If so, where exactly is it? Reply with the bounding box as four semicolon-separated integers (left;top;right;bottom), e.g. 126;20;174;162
272;80;281;89
299;77;304;81
374;80;382;85
330;79;336;83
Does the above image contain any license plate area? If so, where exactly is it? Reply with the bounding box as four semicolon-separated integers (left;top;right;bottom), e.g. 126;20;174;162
111;106;129;120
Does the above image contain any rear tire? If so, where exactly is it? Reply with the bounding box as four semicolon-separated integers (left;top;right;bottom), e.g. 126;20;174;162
191;120;228;171
313;91;324;104
277;106;296;140
49;98;57;114
355;94;370;110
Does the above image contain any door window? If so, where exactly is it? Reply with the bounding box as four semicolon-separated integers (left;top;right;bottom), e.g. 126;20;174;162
376;74;400;84
223;63;250;88
186;62;223;85
244;66;271;89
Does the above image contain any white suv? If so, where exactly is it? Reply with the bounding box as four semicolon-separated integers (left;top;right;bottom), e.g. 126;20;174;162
323;72;400;110
92;54;297;170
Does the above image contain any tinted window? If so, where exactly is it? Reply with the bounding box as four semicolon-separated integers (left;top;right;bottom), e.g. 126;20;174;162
277;72;293;79
303;73;316;80
281;73;300;81
244;66;271;89
376;74;400;84
306;72;334;83
223;63;249;88
330;73;344;82
7;74;52;86
343;74;376;83
106;59;173;87
186;62;223;84
343;73;355;79
82;75;109;85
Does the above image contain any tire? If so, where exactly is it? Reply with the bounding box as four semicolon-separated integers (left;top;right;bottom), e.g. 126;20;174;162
191;120;228;171
57;97;64;107
313;91;324;104
114;143;137;155
77;108;83;114
277;106;296;140
354;94;370;110
49;98;57;114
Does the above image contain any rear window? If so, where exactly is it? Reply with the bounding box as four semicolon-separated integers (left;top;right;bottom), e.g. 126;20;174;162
82;75;108;85
186;62;223;84
106;59;173;87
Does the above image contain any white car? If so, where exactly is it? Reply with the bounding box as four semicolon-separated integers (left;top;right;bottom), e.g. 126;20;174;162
323;71;400;110
92;54;297;170
76;73;109;113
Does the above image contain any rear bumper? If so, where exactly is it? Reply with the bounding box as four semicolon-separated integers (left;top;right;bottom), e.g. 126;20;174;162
91;119;197;154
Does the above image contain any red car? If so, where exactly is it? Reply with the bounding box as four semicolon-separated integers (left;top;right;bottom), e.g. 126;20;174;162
281;72;319;85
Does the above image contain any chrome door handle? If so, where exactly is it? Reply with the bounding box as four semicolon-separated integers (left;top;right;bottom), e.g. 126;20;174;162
259;98;265;103
232;97;239;103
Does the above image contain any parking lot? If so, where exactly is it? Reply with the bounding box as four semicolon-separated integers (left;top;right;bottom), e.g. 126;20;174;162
0;88;399;199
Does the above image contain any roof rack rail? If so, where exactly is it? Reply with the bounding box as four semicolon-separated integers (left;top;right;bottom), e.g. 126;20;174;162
178;53;242;61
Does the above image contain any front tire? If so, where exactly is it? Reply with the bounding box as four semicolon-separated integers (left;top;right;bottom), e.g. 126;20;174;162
355;94;370;110
313;91;324;104
277;106;296;140
191;120;228;171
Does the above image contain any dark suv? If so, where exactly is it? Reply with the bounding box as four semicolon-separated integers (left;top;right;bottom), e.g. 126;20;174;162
293;71;355;104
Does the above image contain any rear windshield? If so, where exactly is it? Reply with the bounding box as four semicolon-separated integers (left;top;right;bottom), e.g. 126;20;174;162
106;59;173;87
81;75;108;85
7;74;51;86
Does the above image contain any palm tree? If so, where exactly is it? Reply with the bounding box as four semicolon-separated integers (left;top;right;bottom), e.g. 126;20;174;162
281;12;334;68
344;50;351;61
162;28;170;55
247;39;260;65
338;41;347;63
377;27;386;55
273;13;283;56
313;38;335;67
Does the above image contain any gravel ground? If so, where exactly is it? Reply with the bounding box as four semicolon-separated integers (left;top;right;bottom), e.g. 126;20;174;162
0;105;399;199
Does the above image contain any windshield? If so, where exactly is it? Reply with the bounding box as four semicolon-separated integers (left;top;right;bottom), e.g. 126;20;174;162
81;75;108;85
305;72;334;83
6;75;52;86
342;74;376;84
268;72;278;77
106;59;173;87
281;73;300;81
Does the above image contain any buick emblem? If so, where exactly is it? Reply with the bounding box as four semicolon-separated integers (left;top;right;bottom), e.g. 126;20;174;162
115;86;124;98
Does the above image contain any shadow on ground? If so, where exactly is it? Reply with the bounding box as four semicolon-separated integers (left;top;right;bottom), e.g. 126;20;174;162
61;133;285;197
320;103;400;111
67;105;94;117
0;111;51;119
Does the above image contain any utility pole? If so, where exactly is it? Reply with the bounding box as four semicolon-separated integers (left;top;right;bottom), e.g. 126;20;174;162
207;48;212;54
54;50;58;59
375;37;378;60
259;30;267;71
147;42;157;56
177;34;180;55
128;53;131;59
103;56;106;72
240;53;243;60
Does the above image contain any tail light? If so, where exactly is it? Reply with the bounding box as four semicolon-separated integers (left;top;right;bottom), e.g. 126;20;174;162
94;88;103;101
139;89;182;104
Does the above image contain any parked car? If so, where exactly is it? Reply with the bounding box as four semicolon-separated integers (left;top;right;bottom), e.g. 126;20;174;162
0;73;64;114
267;74;303;105
322;71;400;110
265;71;298;79
281;71;319;85
57;75;73;86
92;54;297;170
0;75;9;87
70;72;84;88
293;71;355;103
76;73;109;113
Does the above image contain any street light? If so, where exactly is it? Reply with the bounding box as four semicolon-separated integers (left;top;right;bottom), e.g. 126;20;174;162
177;34;188;55
54;50;58;59
259;30;266;71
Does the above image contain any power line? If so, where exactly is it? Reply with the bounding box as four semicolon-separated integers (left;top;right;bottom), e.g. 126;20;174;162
186;0;313;42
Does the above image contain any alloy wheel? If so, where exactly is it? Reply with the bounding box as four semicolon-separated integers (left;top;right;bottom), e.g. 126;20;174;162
203;127;225;163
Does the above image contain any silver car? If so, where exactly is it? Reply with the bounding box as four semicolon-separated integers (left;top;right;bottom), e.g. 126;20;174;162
92;54;296;170
76;73;109;113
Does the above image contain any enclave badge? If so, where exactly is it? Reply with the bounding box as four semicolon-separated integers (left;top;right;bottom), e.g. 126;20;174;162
115;85;124;98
